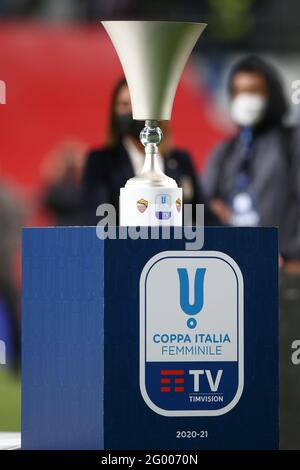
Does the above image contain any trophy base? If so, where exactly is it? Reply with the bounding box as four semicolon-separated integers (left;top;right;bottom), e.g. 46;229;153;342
120;186;182;226
22;227;279;449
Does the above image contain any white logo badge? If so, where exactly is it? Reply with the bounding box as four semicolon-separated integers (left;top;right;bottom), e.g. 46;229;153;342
140;251;244;417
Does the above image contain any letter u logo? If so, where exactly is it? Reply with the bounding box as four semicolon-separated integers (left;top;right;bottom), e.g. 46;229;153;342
177;268;206;329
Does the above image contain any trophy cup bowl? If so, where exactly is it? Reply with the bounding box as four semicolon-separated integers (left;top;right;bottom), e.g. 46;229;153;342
102;21;207;226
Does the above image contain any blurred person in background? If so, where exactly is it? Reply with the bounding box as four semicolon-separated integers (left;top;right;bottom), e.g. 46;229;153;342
82;78;218;226
0;180;22;370
42;140;87;226
203;55;300;266
203;55;300;449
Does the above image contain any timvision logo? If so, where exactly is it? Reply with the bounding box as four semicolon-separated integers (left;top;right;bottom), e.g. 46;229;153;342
139;251;244;417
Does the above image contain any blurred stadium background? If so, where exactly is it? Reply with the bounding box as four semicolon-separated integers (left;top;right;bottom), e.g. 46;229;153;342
0;0;300;438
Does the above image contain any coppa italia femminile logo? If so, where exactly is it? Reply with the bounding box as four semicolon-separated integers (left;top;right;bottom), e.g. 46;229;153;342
140;251;244;417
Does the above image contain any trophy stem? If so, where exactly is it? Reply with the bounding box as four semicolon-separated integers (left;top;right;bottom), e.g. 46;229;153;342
141;146;163;176
145;119;158;127
140;120;164;177
119;118;182;226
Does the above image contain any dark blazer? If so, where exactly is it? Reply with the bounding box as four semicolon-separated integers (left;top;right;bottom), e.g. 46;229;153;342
203;126;300;259
82;141;218;225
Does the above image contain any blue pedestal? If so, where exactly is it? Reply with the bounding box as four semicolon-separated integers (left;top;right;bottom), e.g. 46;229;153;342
22;227;279;449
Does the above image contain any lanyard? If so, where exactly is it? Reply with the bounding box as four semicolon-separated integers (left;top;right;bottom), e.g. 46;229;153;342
234;127;253;192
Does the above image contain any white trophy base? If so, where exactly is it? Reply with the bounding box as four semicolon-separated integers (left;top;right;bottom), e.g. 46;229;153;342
120;186;182;226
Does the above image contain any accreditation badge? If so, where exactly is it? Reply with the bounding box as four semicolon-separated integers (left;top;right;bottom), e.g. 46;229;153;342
139;251;244;416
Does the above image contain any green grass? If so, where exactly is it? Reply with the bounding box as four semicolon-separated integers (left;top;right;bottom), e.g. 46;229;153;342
0;367;21;431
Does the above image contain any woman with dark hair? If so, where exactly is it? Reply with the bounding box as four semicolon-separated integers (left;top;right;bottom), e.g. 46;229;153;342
82;78;217;225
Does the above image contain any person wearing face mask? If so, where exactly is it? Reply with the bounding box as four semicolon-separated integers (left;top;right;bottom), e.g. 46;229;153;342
82;78;218;225
203;55;300;449
203;55;300;261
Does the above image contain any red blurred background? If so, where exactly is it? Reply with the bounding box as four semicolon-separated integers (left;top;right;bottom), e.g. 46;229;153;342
0;21;226;190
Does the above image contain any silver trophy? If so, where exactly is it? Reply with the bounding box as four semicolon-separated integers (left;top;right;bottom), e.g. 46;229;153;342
102;21;206;226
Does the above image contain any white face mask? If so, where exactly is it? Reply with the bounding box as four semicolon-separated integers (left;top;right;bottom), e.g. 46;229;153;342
230;93;267;127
